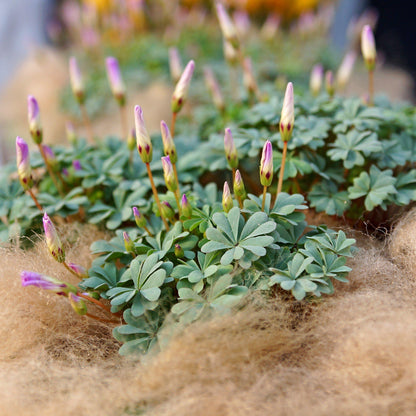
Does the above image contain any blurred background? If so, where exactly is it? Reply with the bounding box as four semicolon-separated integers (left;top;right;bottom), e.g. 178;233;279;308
0;0;414;162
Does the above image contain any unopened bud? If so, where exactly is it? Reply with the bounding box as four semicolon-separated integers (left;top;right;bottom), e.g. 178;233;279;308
224;128;238;169
106;56;126;106
260;14;280;40
160;201;175;219
67;263;88;279
242;57;258;97
16;136;33;190
169;47;183;84
43;213;65;263
310;64;323;96
127;128;136;151
162;155;177;192
233;169;246;199
279;82;294;142
174;243;184;258
66;121;77;144
69;56;85;104
361;25;376;71
133;207;147;228
260;140;273;187
181;194;192;218
216;2;239;48
223;39;238;66
171;60;195;114
325;70;335;97
27;96;43;144
160;121;177;163
203;66;225;112
222;181;233;213
123;231;135;253
336;51;356;90
134;105;153;163
68;292;88;315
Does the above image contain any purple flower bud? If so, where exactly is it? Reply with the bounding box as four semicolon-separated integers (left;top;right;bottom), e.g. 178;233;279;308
27;96;43;144
260;140;273;187
68;292;88;315
16;136;33;190
134;105;153;163
133;207;147;228
105;56;126;106
171;60;195;114
203;66;225;112
174;243;184;258
43;213;65;263
162;155;177;192
310;64;323;96
123;231;135;253
67;263;88;279
361;25;376;71
72;160;82;171
224;128;238;169
169;47;183;84
233;169;246;199
69;56;85;104
279;82;294;142
21;271;76;296
160;201;175;219
325;70;335;97
336;51;356;90
222;181;233;213
160;121;177;163
216;2;239;48
181;194;192;218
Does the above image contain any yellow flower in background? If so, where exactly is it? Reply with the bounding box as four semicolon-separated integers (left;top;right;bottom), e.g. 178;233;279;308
83;0;113;13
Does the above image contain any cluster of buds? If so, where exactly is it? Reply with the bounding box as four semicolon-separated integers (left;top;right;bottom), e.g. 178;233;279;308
16;137;33;190
27;96;43;144
171;60;195;114
106;56;126;106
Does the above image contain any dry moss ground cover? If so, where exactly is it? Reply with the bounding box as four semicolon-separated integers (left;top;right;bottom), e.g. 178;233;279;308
0;214;415;416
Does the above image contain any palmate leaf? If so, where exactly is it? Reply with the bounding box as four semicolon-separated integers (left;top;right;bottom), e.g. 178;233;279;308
327;131;382;169
309;181;350;216
273;151;313;179
348;165;397;211
285;115;329;150
392;170;416;206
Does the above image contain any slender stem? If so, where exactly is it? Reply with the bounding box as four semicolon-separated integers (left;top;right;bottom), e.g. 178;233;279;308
76;292;112;313
144;225;153;236
55;170;68;192
38;144;64;197
63;261;81;279
146;163;170;231
237;195;244;210
261;186;267;211
171;112;177;139
27;189;43;211
85;312;120;324
120;104;128;140
368;70;374;106
172;163;181;196
276;141;288;196
80;104;94;142
232;168;236;182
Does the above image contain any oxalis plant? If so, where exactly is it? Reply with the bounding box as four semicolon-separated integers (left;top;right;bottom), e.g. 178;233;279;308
20;77;355;355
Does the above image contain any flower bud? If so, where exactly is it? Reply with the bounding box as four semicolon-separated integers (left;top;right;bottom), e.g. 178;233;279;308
279;82;294;142
174;243;184;258
223;39;238;66
16;136;33;190
336;51;356;90
181;194;192;218
160;201;175;219
325;70;335;97
169;47;183;84
105;56;126;106
66;121;77;144
233;169;246;199
27;96;43;144
224;128;238;169
233;10;250;41
73;160;82;171
310;64;323;96
133;207;147;228
222;181;233;213
203;66;225;112
242;57;258;97
21;271;77;296
43;213;65;263
361;25;376;71
134;105;153;163
68;292;88;315
67;263;88;279
260;14;280;41
127;128;136;151
123;231;135;253
160;121;177;163
171;60;195;114
162;155;177;192
69;56;85;104
216;2;239;48
260;140;273;187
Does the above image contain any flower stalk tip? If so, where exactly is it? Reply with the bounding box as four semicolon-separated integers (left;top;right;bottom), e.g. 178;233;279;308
105;56;126;106
325;70;335;97
134;105;153;163
181;194;192;218
123;231;135;253
27;96;43;144
133;207;147;228
279;82;294;142
361;24;376;71
160;201;175;219
68;292;88;315
336;51;356;90
169;47;183;84
233;169;246;199
224;128;238;169
66;263;88;279
43;213;65;263
310;64;323;96
161;155;177;192
171;60;195;114
16;136;33;190
160;121;177;163
222;181;233;213
216;2;239;48
260;140;273;187
69;56;85;104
